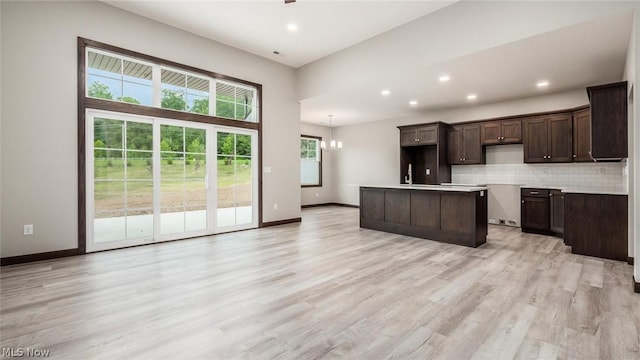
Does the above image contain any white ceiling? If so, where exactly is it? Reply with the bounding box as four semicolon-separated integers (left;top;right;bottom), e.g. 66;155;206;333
104;1;633;127
301;10;633;126
104;0;455;68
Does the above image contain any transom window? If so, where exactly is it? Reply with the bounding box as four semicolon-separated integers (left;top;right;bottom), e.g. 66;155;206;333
300;135;322;187
86;48;259;122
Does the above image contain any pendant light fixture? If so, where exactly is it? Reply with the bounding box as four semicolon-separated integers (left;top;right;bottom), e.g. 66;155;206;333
320;115;343;151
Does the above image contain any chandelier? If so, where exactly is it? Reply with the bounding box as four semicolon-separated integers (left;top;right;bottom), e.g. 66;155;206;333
320;115;343;151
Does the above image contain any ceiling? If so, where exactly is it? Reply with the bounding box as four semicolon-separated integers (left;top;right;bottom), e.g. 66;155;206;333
104;0;455;68
104;1;633;127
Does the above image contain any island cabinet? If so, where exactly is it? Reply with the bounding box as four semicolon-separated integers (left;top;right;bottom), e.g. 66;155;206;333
448;124;483;165
360;186;488;247
564;192;627;261
523;113;573;163
480;119;522;145
587;81;628;160
572;107;592;162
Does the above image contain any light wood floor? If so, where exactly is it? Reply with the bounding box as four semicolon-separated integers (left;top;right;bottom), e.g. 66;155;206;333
1;206;639;359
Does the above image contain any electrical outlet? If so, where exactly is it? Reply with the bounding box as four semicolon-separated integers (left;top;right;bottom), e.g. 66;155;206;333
24;224;33;236
543;167;548;174
599;167;606;175
273;203;278;210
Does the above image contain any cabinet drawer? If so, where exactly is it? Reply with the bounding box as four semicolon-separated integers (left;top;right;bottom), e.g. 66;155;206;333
521;188;549;198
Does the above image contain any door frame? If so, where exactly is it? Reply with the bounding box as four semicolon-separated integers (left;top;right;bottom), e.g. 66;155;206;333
85;109;259;253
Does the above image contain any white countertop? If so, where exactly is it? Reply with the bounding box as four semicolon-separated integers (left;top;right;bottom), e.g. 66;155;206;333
519;184;627;195
360;184;488;192
561;188;628;195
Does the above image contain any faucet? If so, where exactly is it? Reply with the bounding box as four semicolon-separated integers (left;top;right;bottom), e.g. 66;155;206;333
405;163;413;186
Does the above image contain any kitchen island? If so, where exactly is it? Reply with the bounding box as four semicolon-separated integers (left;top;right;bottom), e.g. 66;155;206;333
360;185;488;247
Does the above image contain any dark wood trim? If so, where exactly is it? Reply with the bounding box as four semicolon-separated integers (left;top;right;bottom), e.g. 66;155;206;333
301;202;359;209
1;249;79;266
629;257;635;265
301;134;323;188
84;98;259;130
258;88;263;227
79;37;260;89
78;37;87;254
262;218;302;227
634;276;640;294
400;105;590;128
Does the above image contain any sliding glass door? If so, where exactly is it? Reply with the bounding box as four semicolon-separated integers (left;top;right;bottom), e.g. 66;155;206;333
86;110;257;252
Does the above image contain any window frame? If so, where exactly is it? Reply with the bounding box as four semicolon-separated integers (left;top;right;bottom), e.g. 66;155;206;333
300;134;323;188
78;37;264;255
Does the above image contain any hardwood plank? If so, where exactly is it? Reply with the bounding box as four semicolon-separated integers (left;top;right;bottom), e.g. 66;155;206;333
1;206;638;359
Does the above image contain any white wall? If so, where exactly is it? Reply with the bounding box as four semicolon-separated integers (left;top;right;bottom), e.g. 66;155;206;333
633;6;640;283
623;9;636;268
0;2;3;257
0;1;300;257
300;123;334;206
332;89;590;205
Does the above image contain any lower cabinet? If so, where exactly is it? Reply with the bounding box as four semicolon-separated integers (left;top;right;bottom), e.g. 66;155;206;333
521;188;562;236
564;193;627;261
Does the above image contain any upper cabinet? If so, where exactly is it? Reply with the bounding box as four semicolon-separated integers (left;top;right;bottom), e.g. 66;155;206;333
398;122;451;185
400;124;439;146
448;124;483;165
572;107;591;162
587;81;628;160
523;113;573;163
480;119;522;145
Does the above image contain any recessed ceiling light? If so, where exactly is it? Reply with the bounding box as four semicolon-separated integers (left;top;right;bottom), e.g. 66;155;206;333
537;81;550;88
381;89;391;96
439;75;450;82
409;100;418;106
467;94;477;100
287;23;298;32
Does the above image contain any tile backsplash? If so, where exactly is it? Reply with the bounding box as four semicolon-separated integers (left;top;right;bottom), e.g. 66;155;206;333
452;162;625;192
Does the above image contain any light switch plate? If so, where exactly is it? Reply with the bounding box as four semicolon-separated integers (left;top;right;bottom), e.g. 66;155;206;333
24;224;33;236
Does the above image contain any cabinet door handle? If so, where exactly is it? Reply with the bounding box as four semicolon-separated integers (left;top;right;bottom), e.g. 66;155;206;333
522;200;525;204
530;191;539;195
573;154;577;158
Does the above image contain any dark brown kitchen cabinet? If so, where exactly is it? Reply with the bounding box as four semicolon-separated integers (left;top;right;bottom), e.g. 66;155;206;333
521;189;550;232
521;188;563;237
398;122;451;185
523;113;572;163
480;119;522;145
565;193;627;261
550;190;564;235
400;124;438;146
448;124;483;165
587;81;628;160
572;107;592;162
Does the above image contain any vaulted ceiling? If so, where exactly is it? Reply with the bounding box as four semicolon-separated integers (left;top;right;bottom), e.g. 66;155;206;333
104;1;635;126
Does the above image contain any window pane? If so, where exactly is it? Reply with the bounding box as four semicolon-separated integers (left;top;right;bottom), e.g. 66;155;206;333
216;100;234;119
187;75;210;115
122;60;152;105
217;132;234;155
87;51;121;100
161;69;187;111
236;134;251;156
301;161;320;185
126;122;152;151
161;125;185;153
308;149;317;160
126;151;152;180
95;118;124;149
